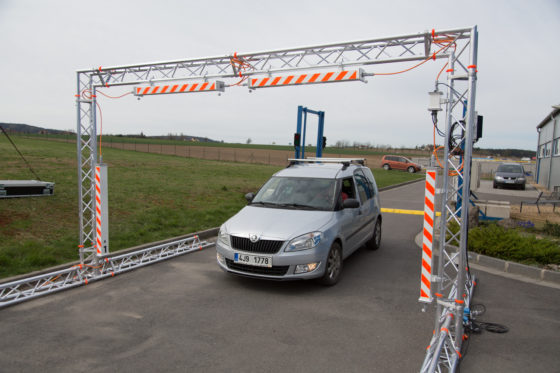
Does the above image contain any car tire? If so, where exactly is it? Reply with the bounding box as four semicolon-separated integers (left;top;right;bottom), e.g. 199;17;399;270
520;184;526;191
493;182;497;189
366;218;382;251
383;164;391;171
407;166;416;173
319;242;343;286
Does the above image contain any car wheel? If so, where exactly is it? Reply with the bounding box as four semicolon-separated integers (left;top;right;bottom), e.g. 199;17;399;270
383;164;391;171
407;166;416;173
319;242;343;286
493;182;497;189
520;184;526;191
366;218;382;251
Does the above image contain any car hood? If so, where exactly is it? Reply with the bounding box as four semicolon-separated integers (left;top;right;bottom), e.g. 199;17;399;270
223;206;334;240
496;172;524;178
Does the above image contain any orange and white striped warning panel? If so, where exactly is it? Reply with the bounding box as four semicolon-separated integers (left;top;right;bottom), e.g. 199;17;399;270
248;69;365;89
419;169;437;304
134;81;225;96
95;165;103;256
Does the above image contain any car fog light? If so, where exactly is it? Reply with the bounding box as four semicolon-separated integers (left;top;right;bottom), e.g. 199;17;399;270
217;252;225;265
295;262;319;274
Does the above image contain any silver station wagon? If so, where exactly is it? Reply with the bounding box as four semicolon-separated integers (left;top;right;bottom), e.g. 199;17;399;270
216;158;382;285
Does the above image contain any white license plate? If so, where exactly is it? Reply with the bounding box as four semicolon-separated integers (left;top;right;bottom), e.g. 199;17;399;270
234;252;272;267
505;179;515;183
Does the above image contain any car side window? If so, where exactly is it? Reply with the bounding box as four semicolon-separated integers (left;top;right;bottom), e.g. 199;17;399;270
340;177;356;201
354;171;373;203
361;168;377;196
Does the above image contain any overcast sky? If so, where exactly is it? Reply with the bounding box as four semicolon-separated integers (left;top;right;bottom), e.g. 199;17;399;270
1;0;558;150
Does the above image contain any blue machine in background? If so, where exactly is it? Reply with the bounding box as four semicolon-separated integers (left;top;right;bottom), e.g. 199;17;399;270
294;105;326;159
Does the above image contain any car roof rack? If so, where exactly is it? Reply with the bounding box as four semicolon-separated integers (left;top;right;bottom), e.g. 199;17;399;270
287;158;365;170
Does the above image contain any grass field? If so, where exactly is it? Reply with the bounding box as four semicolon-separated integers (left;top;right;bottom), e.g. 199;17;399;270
15;132;429;158
0;137;422;278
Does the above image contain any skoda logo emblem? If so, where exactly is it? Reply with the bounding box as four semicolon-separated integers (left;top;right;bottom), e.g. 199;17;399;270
249;234;259;243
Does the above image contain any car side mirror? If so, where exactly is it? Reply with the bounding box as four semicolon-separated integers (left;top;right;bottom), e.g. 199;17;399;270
342;198;360;209
245;192;255;203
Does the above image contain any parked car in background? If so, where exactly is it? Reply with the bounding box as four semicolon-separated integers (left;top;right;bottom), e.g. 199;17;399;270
216;158;382;286
493;163;526;190
381;155;422;173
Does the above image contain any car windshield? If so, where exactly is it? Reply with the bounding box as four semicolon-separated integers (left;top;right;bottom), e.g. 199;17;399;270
252;176;337;210
497;164;523;173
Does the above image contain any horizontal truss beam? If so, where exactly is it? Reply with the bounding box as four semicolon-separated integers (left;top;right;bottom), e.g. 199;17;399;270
78;28;471;87
0;236;213;308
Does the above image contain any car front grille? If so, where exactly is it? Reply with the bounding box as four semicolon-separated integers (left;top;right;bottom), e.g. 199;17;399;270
230;236;284;254
225;259;289;276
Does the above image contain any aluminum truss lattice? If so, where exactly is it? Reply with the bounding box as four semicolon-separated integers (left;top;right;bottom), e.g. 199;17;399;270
0;236;212;308
420;27;479;373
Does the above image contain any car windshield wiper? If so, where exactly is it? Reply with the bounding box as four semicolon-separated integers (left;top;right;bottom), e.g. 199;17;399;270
250;201;279;207
277;203;318;210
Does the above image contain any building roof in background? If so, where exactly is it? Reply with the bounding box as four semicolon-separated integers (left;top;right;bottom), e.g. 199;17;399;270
537;107;560;129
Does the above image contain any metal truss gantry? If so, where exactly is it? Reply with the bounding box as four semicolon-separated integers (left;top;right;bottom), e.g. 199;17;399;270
76;26;473;262
5;30;478;372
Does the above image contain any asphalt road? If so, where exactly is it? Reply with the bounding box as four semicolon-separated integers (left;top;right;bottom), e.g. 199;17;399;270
474;179;540;205
0;180;558;372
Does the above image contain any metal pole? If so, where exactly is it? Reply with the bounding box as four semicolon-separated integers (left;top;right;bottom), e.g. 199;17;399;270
302;108;308;159
434;50;456;333
76;72;84;263
295;106;303;158
316;111;325;158
454;26;479;344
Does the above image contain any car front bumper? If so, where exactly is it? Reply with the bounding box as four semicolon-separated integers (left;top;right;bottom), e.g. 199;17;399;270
494;178;525;187
215;240;329;281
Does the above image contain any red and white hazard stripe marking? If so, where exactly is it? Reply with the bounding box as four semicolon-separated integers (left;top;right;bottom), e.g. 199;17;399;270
249;70;362;89
419;170;436;303
134;81;224;96
95;165;103;256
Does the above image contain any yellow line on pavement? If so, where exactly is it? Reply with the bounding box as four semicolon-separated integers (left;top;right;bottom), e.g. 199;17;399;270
381;207;441;216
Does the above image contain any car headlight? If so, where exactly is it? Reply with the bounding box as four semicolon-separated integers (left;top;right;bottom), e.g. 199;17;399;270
285;232;322;252
518;177;525;181
218;226;231;247
495;176;504;181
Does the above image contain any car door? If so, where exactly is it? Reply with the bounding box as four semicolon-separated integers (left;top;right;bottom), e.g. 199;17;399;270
396;157;407;170
337;177;361;257
353;170;376;249
388;156;399;169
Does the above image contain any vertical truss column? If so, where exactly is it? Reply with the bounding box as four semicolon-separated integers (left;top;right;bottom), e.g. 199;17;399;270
76;72;98;264
421;26;478;373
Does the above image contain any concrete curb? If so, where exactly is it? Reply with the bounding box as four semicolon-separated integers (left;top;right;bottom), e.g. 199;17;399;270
414;231;560;288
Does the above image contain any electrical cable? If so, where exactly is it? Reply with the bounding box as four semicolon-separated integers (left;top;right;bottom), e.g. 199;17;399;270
228;52;254;87
80;88;131;160
375;39;455;77
460;303;509;363
96;90;132;99
96;100;103;159
431;112;464;175
0;125;42;180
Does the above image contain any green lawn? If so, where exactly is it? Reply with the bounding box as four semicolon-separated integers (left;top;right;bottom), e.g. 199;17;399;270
17;132;429;158
1;137;422;278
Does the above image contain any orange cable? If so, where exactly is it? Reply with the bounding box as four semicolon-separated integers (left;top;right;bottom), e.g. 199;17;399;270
436;62;448;82
375;43;450;76
96;90;132;99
